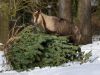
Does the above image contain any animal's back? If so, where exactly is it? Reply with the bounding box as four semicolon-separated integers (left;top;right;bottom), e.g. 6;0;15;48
41;13;72;35
53;18;72;35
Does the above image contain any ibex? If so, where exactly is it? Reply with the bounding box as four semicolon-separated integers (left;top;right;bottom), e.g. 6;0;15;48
31;10;81;44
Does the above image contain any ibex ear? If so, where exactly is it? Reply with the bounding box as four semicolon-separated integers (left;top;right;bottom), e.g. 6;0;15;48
36;9;42;13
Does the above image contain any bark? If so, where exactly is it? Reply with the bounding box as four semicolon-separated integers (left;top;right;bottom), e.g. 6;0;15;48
78;0;92;44
58;0;72;23
0;11;9;44
58;0;81;44
0;1;9;44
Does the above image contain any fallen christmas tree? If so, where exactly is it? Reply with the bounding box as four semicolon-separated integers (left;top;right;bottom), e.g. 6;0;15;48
6;26;85;71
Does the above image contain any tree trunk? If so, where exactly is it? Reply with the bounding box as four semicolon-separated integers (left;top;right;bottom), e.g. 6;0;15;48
0;2;9;44
0;11;9;44
58;0;72;23
58;0;81;44
78;0;92;44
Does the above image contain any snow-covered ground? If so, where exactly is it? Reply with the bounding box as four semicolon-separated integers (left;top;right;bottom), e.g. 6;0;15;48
0;40;100;75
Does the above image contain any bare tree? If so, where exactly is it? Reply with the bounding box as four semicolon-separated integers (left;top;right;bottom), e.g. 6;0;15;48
78;0;92;44
58;0;72;23
0;10;9;44
58;0;82;44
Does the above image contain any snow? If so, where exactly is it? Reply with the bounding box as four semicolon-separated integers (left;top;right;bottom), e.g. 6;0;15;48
0;40;100;75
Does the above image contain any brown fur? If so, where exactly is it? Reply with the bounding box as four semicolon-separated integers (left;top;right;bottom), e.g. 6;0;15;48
31;11;81;44
32;11;73;35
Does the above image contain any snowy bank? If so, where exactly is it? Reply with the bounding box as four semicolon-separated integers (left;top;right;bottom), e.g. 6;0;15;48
0;51;10;72
0;41;100;75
